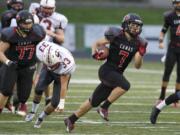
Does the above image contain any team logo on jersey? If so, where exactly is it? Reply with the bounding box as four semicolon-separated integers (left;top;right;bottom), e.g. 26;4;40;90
119;44;133;52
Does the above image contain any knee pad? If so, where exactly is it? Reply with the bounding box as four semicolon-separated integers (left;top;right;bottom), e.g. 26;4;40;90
121;81;131;91
1;89;12;97
35;89;43;95
50;98;59;108
89;98;101;107
163;75;170;82
125;82;131;91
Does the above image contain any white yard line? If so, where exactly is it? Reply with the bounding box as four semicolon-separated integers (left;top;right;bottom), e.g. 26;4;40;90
0;120;178;125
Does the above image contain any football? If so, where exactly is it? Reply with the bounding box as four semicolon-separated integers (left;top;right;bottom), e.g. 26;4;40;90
96;46;109;60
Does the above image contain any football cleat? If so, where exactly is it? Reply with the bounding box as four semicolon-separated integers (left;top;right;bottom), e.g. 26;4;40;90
64;118;75;133
34;118;43;128
17;103;27;116
97;107;109;121
150;107;161;124
25;112;35;122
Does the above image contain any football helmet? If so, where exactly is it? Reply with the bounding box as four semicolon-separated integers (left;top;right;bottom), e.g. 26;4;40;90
6;0;24;11
40;0;56;17
122;13;143;38
172;0;180;11
16;10;34;33
42;45;61;70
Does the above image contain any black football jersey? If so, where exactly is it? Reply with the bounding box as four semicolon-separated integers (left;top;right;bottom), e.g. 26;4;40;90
162;10;180;48
1;9;17;28
0;24;45;67
104;27;145;73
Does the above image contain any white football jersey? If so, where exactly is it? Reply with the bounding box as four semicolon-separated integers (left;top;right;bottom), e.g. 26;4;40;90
36;41;75;75
29;3;68;42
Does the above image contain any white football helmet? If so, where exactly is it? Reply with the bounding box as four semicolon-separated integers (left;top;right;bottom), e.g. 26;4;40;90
40;0;56;17
43;45;61;70
40;0;55;8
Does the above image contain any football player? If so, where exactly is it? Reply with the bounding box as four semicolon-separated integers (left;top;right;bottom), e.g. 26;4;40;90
29;0;68;105
2;0;24;28
0;0;24;113
0;10;45;114
64;13;147;133
156;0;180;107
25;41;75;128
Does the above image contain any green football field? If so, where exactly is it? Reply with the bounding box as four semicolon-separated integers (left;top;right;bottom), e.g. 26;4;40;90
0;58;180;135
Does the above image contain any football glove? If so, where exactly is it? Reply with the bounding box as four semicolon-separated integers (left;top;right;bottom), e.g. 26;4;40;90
138;38;148;56
92;50;105;60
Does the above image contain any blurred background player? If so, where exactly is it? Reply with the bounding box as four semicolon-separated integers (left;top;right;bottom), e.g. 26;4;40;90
25;41;75;128
0;10;45;115
157;0;180;107
2;0;24;28
29;0;68;105
0;0;24;113
64;13;147;133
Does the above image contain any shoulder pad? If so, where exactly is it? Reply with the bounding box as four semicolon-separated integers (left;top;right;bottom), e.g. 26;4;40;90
163;10;174;18
32;24;46;40
104;27;122;41
53;12;68;29
0;27;15;42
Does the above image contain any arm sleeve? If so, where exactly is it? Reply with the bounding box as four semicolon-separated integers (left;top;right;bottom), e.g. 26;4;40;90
161;12;170;34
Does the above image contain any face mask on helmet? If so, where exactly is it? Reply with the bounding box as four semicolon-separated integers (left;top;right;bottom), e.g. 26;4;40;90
173;0;180;11
7;0;24;11
16;10;34;34
122;13;143;38
40;0;55;17
43;45;61;71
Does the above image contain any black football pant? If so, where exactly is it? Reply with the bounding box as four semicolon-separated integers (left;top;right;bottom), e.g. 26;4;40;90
35;67;71;108
0;64;35;104
90;63;130;107
163;50;180;83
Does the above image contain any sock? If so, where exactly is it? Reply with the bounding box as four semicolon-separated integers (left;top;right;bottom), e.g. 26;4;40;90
165;93;179;105
69;113;78;124
101;100;111;109
156;100;166;110
159;86;166;100
39;111;48;120
31;101;40;113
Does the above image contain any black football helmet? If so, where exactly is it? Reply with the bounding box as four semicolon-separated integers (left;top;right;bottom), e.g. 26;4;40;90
122;13;143;38
172;0;180;11
6;0;24;11
16;10;34;34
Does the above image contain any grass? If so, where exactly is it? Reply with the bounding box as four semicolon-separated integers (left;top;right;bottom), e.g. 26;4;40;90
0;58;179;135
59;7;166;24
